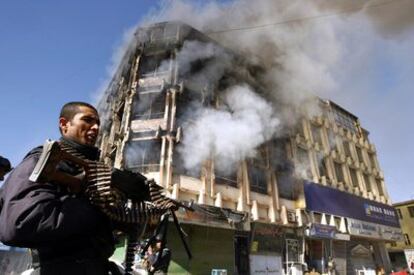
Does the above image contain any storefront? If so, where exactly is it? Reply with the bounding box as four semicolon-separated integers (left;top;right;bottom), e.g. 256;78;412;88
304;181;403;274
304;223;350;274
249;222;284;275
169;203;250;275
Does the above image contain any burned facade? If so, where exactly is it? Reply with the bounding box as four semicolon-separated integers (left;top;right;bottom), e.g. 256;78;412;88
97;22;402;274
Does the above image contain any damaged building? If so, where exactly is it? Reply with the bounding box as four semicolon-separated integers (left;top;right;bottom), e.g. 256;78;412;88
97;22;402;274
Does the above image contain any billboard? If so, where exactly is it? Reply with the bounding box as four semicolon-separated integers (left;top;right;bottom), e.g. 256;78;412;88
405;249;414;274
304;182;400;228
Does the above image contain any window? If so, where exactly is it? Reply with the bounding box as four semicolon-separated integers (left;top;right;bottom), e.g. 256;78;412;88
132;91;166;120
356;146;364;164
272;140;296;199
331;106;357;133
296;147;312;179
251;146;268;168
124;139;161;173
276;171;296;200
363;174;372;192
328;130;336;151
215;169;238;187
334;162;344;183
343;140;352;157
349;168;359;187
150;27;164;42
376;179;384;196
369;153;377;169
404;234;411;245
248;165;268;194
316;152;327;178
396;208;403;219
408;206;414;218
138;53;170;77
311;124;322;145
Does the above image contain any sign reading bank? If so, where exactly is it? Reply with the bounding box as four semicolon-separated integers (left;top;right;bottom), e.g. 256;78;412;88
304;182;400;228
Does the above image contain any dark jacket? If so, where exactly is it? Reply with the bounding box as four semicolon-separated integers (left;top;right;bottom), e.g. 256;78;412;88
149;248;171;274
0;140;115;274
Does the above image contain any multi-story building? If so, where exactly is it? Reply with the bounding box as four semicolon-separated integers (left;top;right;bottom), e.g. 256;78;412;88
388;200;414;272
97;21;402;274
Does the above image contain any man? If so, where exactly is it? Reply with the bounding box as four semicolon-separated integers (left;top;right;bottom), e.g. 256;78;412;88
148;239;171;275
0;156;12;181
0;102;115;275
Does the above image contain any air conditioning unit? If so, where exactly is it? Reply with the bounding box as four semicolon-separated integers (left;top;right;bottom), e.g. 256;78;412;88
287;210;297;223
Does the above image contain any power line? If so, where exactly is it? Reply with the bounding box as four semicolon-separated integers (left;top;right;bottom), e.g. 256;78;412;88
206;0;405;34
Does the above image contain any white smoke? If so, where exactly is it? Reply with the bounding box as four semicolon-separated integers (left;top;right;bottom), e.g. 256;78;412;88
178;85;280;173
141;0;343;123
98;0;414;199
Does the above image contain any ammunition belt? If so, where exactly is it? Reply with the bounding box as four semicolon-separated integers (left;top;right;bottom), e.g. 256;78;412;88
59;142;176;225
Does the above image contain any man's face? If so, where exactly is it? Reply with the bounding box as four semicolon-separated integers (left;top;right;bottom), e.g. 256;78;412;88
59;106;100;146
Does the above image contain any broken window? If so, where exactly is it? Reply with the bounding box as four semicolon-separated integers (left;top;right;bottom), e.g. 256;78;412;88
171;147;199;178
149;24;178;43
251;145;268;168
215;169;238;187
124;139;161;173
276;171;296;200
316;152;327;178
248;164;268;194
138;53;170;77
270;139;291;171
132;91;166;120
295;147;312;180
150;27;164;42
271;139;296;200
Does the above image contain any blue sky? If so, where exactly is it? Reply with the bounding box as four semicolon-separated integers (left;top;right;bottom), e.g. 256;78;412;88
0;0;413;203
0;0;158;160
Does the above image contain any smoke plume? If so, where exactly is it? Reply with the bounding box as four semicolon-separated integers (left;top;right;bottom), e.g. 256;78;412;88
178;85;280;173
101;0;414;184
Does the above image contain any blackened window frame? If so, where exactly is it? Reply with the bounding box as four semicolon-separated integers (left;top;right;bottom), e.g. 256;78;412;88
215;169;238;188
248;163;268;194
132;90;166;120
296;147;313;180
124;139;162;174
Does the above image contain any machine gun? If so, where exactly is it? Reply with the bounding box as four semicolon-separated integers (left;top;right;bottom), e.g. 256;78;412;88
29;139;192;274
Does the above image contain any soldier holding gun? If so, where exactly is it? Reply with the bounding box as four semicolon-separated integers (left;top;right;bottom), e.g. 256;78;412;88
0;102;116;274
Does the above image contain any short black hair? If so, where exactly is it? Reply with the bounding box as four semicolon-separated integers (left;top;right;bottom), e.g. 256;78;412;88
0;156;11;172
59;101;98;121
